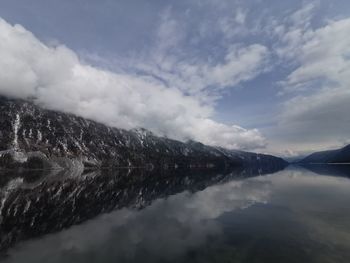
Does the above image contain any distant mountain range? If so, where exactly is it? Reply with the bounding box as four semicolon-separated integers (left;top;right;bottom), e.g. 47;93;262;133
300;144;350;164
0;97;287;170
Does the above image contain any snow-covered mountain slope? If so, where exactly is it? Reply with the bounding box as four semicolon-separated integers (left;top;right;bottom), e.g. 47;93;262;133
0;97;287;170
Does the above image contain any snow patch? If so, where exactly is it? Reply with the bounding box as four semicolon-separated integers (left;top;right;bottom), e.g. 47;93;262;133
12;114;21;149
79;129;83;141
23;200;31;213
37;130;42;141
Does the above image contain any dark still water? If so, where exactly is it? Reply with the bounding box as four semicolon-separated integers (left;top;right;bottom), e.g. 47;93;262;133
1;165;350;263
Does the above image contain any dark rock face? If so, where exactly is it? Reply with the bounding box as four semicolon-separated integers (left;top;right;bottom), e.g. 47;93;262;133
300;145;350;164
0;164;285;252
0;97;287;170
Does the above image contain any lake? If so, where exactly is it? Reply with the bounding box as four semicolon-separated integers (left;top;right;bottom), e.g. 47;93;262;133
1;165;350;263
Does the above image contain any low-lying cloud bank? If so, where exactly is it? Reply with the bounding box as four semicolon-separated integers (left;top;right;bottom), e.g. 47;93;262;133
0;18;266;150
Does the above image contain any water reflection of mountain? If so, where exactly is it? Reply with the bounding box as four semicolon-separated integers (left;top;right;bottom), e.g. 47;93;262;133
299;164;350;178
0;165;285;252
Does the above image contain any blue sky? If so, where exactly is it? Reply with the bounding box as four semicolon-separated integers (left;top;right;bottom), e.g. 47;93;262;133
1;0;350;156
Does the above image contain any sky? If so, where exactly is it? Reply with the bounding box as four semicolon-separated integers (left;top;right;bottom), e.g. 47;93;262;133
0;0;350;157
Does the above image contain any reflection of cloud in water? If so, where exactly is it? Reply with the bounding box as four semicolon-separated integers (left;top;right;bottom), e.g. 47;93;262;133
3;178;271;263
260;168;350;262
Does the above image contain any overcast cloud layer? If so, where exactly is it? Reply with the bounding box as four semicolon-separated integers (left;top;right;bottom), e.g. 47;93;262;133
0;0;350;155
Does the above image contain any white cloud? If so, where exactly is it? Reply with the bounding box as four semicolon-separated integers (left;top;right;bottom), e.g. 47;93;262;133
289;2;318;28
132;8;270;105
139;43;269;103
275;1;318;63
276;16;350;148
286;18;350;89
0;18;266;150
235;8;246;25
156;7;185;53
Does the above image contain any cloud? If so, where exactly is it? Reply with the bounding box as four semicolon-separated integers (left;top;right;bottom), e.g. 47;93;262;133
275;2;319;63
0;17;266;150
138;43;269;103
128;7;271;107
285;18;350;89
276;16;350;148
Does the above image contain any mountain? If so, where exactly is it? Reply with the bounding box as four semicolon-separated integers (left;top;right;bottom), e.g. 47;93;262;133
0;97;287;170
300;144;350;164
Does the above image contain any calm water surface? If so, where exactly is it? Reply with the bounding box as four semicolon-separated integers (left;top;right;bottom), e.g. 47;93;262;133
1;165;350;263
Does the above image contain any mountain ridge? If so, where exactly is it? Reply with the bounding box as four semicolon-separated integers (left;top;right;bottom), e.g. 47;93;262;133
299;144;350;164
0;97;287;170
